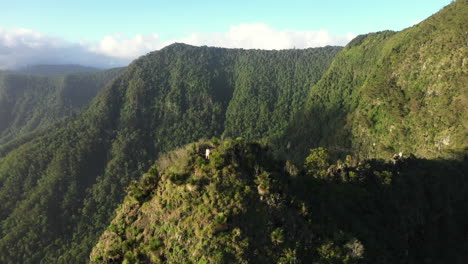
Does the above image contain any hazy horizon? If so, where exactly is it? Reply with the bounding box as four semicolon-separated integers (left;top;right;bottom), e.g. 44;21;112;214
0;0;452;69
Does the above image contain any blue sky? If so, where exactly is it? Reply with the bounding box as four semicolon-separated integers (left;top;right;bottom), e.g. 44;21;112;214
2;0;451;41
0;0;453;68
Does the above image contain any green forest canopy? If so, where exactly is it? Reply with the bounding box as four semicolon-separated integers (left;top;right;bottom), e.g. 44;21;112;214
0;1;466;263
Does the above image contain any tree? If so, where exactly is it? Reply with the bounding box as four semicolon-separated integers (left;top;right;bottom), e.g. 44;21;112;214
304;147;331;177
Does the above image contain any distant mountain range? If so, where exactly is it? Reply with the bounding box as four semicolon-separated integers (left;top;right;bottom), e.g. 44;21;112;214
0;67;125;145
14;64;103;76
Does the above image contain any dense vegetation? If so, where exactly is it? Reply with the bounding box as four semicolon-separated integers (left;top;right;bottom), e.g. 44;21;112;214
284;0;467;160
91;138;468;263
0;45;339;263
0;68;124;144
0;1;466;263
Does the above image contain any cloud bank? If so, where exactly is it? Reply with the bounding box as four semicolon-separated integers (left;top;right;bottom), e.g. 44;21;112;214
179;24;354;50
0;24;355;69
0;28;128;69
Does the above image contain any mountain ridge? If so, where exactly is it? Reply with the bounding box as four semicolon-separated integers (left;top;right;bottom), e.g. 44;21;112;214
15;64;103;76
91;138;468;263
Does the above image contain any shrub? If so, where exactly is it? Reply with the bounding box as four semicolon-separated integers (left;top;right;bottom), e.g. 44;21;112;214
123;251;136;264
215;213;228;225
271;228;285;244
304;148;331;178
209;151;225;169
150;238;163;251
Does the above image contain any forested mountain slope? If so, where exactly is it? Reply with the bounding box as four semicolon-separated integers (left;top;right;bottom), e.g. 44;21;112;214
0;45;339;263
0;67;124;145
91;138;468;263
90;2;467;263
285;0;467;160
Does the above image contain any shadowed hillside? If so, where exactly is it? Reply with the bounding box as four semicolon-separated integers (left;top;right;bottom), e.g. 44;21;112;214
91;138;468;263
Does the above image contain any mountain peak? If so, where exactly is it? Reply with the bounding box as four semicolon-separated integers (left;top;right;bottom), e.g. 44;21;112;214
90;138;468;263
90;138;366;263
162;42;198;50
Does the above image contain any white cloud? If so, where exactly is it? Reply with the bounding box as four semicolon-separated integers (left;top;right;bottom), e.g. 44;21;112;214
179;23;354;49
0;24;354;69
89;33;165;58
0;28;128;69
